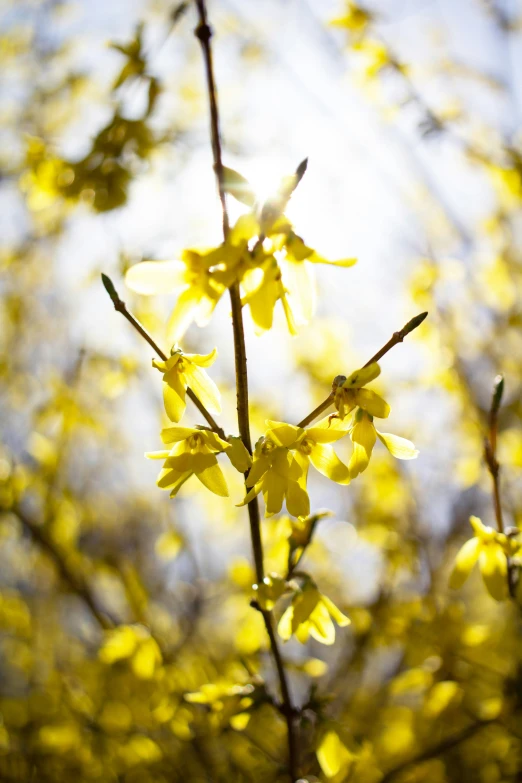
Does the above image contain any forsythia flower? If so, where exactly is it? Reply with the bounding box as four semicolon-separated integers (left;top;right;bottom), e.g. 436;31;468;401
449;515;518;601
152;347;220;423
334;362;390;420
349;409;418;477
125;250;226;343
278;580;350;645
239;416;351;518
147;427;233;498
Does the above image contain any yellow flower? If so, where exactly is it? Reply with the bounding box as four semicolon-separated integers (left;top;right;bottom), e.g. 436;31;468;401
278;581;350;645
449;516;512;601
152;347;220;423
147;427;232;498
241;253;298;336
240;416;351;518
125;250;226;344
349;410;418;478
334;362;390;420
330;2;372;39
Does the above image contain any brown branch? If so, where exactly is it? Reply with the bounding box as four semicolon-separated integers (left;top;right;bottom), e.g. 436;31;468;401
297;311;428;428
193;3;298;778
101;274;226;440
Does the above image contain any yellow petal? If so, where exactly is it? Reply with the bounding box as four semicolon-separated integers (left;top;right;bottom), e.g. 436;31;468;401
317;731;353;779
246;454;272;487
160;427;196;444
237;482;262;507
280;288;299;336
479;544;508;601
306;416;351;443
277;606;294;641
185;348;217;368
321;595;350;627
355;388;390;418
166;287;203;344
226;436;252;473
265;421;303;448
310;443;350;484
469;515;487;537
125;260;186;295
376;431;419;459
145;450;170;460
282;258;316;324
309;601;336;645
183;363;221;415
286;479;310;518
343;363;380;389
230;213;260;244
349;418;376;478
262;471;286;516
449;537;481;589
309;251;357;268
196;461;229;497
163;373;187;423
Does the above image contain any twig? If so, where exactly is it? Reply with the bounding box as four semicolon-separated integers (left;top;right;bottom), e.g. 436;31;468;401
101;273;226;440
297;311;428;428
483;374;517;597
380;720;496;783
193;3;299;778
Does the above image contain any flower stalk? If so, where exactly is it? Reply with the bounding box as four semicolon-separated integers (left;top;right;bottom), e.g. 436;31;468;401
193;2;299;778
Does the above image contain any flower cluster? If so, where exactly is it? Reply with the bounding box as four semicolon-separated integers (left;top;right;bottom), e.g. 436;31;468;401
450;516;521;601
125;163;356;343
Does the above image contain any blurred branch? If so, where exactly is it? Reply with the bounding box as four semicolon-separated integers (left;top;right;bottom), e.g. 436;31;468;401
101;274;226;440
297;311;428;428
15;506;115;631
380;719;498;783
193;2;299;778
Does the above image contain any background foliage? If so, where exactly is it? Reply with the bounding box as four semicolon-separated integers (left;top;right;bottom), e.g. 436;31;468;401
0;0;522;781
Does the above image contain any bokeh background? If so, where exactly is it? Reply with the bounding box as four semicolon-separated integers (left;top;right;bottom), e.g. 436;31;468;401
1;0;522;781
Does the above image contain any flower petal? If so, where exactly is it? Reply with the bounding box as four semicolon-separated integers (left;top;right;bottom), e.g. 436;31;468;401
306;416;351;443
265;421;303;448
281;258;316;324
343;363;380;389
185;348;217;368
163;372;187;423
449;537;481;589
309;601;336;645
226;436;252;473
286;479;310;518
277;606;294;641
376;431;419;459
310;443;350;484
246;454;272;487
125;260;187;295
349;417;376;478
262;471;286;517
183;363;221;415
309;251;357;268
160;427;196;444
479;544;508;601
166;287;204;344
196;461;229;497
321;595;350;627
355;389;390;418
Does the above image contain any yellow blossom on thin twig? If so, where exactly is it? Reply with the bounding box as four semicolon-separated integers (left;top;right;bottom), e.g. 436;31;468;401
152;347;220;423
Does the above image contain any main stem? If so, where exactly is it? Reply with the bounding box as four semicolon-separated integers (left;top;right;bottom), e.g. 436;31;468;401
194;3;298;778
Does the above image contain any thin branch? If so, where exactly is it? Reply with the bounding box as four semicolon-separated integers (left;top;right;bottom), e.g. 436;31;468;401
16;507;115;631
483;374;517;597
193;3;299;778
101;274;226;440
380;720;497;783
297;311;428;428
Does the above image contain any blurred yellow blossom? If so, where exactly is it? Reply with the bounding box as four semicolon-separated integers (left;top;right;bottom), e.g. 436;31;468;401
278;580;350;645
